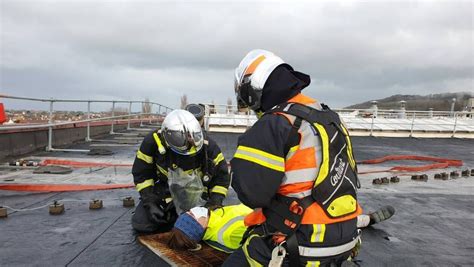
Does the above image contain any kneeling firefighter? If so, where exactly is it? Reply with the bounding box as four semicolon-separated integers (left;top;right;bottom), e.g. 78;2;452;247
223;50;363;266
131;109;230;233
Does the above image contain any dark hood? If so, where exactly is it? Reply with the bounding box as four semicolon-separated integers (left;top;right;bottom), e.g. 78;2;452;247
260;65;311;111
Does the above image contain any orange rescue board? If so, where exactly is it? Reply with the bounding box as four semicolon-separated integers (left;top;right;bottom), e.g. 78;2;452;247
138;233;229;267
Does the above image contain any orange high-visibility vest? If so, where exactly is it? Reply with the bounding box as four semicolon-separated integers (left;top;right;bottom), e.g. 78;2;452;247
245;94;362;227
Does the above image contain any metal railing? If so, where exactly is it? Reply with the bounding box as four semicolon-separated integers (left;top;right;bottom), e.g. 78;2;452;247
333;108;473;137
0;94;174;152
202;103;254;116
204;104;473;119
202;104;474;137
332;108;473;119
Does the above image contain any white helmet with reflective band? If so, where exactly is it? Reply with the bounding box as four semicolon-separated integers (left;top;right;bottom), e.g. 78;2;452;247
161;109;204;155
234;49;286;111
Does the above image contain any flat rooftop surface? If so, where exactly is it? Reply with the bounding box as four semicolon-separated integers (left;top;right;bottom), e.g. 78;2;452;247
1;129;473;266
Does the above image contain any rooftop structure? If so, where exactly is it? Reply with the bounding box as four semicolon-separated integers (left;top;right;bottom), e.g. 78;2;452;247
1;96;473;266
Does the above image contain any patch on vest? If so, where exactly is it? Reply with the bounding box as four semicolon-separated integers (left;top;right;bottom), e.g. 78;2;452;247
331;158;346;187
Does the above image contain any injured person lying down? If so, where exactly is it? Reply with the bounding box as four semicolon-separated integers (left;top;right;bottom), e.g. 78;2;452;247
164;204;395;254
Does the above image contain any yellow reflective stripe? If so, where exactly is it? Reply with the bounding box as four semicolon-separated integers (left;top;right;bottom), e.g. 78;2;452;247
218;215;245;248
136;179;154;191
213;153;225;165
153;132;166;154
340;124;356;170
320;224;326;242
242;234;264;267
238;146;284;163
211;185;228;196
136;150;153;164
222;218;244;250
156;164;168;175
234;153;285;172
306;260;321;267
289;145;299;153
234;146;285;172
310;224;326;243
188;145;198;155
314;123;329;187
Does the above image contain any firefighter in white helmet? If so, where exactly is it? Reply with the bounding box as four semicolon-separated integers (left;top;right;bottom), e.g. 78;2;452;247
131;109;229;233
223;50;366;266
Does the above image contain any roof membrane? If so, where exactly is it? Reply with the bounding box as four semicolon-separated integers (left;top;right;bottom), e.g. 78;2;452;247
1;130;473;266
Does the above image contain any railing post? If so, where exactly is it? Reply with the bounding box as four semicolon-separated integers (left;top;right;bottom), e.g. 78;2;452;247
140;102;144;127
46;99;54;151
86;101;91;142
158;105;162;124
149;104;152;124
370;114;375;137
204;109;209;132
452;113;458;138
409;112;416;137
127;101;132;130
110;101;115;134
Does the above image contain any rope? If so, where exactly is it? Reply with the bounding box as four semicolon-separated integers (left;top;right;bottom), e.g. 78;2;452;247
2;203;51;212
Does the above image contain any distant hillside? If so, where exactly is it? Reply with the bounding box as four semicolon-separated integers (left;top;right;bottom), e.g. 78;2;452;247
345;92;473;111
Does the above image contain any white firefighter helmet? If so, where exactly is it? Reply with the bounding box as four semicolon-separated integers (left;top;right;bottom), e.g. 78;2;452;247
161;109;203;155
234;49;287;111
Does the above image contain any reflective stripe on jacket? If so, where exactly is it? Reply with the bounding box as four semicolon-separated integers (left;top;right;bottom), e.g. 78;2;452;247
132;130;230;198
243;94;362;226
203;204;252;253
232;93;362;264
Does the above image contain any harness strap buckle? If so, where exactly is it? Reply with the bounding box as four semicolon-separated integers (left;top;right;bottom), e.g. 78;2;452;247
269;243;286;267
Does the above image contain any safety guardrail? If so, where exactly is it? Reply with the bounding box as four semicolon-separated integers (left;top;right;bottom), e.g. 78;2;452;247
333;108;473;137
0;94;174;152
202;103;474;137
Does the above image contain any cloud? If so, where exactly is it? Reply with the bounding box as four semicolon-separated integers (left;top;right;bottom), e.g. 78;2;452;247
1;0;472;110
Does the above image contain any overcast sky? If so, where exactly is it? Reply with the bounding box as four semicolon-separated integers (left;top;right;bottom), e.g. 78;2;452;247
1;0;472;111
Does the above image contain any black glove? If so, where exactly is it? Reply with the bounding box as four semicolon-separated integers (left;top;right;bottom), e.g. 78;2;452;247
140;187;167;225
204;193;225;210
146;202;168;225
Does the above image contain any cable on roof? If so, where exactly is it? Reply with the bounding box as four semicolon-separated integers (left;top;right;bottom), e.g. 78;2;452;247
2;196;133;212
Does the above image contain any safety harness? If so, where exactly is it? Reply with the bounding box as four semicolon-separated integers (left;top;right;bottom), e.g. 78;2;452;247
262;102;361;266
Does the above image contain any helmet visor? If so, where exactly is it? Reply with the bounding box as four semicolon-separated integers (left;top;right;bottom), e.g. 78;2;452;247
164;129;203;153
192;131;203;146
235;73;252;108
164;130;188;152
